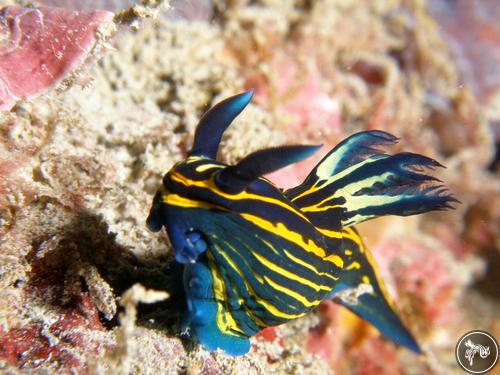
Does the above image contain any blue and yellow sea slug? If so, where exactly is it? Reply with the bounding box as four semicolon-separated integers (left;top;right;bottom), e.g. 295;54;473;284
146;90;456;356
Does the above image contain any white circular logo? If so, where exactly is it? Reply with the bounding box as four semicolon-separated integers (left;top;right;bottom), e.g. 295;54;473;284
455;331;499;374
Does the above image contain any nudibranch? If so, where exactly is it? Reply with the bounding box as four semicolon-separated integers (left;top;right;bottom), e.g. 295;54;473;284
147;90;456;356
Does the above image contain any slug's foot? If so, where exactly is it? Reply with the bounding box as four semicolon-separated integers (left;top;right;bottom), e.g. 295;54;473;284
182;263;251;356
174;230;207;264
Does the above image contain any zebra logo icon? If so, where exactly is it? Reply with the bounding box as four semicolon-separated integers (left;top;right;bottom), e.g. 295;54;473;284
456;331;498;374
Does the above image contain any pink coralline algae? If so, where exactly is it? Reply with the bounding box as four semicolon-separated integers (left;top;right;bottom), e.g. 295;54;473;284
370;239;459;327
0;6;113;110
305;233;483;372
252;55;342;189
428;0;500;104
350;338;404;375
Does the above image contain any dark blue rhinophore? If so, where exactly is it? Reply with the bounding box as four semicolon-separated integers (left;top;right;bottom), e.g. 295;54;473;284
189;90;254;158
215;144;322;194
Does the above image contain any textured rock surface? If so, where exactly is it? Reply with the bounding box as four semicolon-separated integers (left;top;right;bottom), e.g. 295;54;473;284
0;0;498;374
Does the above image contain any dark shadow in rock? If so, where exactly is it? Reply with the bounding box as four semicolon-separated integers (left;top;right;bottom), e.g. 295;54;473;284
26;202;186;337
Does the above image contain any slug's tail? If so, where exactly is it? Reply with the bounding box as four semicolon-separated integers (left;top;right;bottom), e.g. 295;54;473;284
327;227;421;353
285;131;458;229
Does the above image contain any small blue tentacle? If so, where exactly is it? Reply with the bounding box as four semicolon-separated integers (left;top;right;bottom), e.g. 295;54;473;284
171;228;207;264
146;191;164;232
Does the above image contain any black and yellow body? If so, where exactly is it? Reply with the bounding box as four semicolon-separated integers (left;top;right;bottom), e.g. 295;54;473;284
146;91;456;355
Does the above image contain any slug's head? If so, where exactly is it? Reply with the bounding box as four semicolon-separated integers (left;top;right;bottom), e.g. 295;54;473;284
147;90;253;229
146;90;321;263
